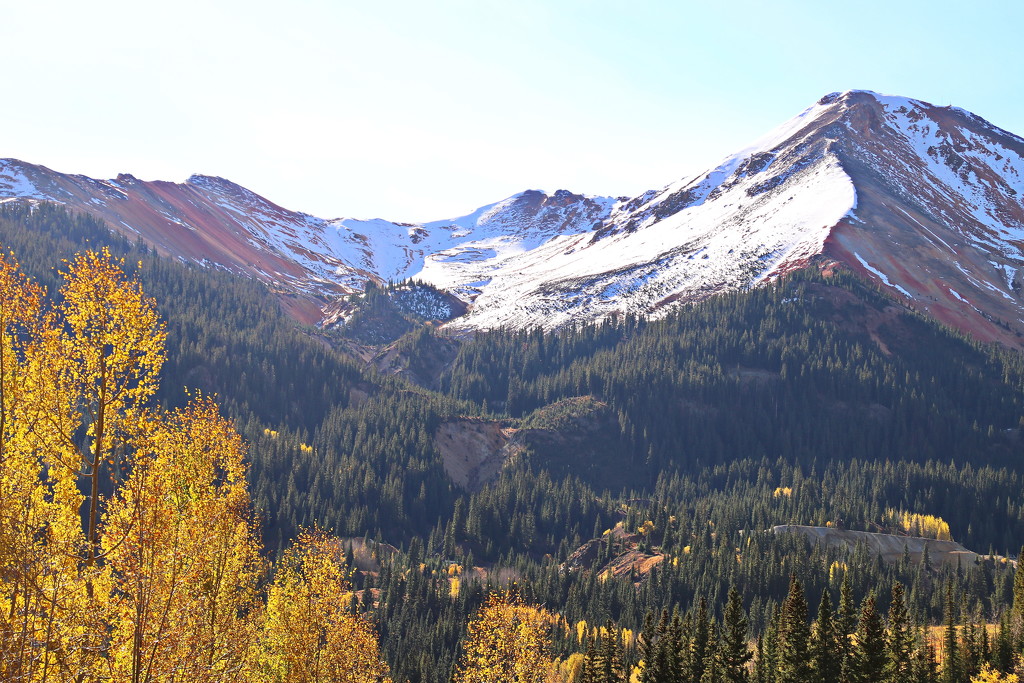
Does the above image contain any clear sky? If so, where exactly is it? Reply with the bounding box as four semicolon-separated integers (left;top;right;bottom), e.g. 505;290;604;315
3;0;1022;222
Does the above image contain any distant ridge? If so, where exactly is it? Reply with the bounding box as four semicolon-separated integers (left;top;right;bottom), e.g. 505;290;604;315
3;90;1024;346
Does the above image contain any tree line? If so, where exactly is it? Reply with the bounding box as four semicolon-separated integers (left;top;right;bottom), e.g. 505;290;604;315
0;247;389;681
4;203;1024;680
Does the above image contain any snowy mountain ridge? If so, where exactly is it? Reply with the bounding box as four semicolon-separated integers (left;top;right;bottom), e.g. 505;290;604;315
3;89;1024;346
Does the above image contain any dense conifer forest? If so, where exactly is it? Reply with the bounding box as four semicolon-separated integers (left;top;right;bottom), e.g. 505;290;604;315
3;202;1024;682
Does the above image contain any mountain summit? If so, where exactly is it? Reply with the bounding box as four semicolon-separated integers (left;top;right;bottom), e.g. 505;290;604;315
418;90;1024;343
2;90;1023;345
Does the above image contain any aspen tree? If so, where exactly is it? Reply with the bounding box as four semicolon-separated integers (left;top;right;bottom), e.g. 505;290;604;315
0;251;51;682
258;530;391;683
37;248;166;569
454;590;555;683
102;397;264;682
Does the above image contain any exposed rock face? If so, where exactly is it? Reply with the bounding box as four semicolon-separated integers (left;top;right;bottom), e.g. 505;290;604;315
562;525;664;584
435;419;524;491
4;90;1024;345
772;524;981;568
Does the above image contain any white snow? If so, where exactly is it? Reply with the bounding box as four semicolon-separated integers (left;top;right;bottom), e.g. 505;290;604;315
421;141;857;330
853;253;913;298
5;89;1024;335
881;97;1024;242
0;159;45;199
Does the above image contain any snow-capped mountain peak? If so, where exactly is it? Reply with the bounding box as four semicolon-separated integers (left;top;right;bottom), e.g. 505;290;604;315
2;91;1023;346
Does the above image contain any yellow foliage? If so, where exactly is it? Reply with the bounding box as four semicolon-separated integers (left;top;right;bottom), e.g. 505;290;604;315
299;442;313;453
2;248;170;680
575;620;588;643
454;591;555;683
972;664;1019;682
773;486;793;498
555;653;586;682
888;509;953;540
450;577;461;597
103;397;265;681
638;520;655;536
0;250;392;682
257;530;391;682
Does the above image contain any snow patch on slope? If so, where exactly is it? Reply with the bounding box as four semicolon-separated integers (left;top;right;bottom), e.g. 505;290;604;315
881;100;1024;245
0;159;44;201
432;145;857;330
853;252;912;297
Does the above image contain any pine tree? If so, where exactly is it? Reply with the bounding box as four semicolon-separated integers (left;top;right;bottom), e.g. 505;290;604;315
885;582;913;683
663;610;688;683
595;619;625;683
849;592;886;683
673;611;693;683
693;597;713;682
992;613;1015;674
911;640;939;683
638;612;660;683
753;633;769;683
757;610;780;683
581;639;601;683
647;609;676;683
1012;547;1024;651
778;576;813;683
702;627;724;683
941;583;963;683
720;587;753;683
961;619;982;681
811;589;842;683
837;573;857;683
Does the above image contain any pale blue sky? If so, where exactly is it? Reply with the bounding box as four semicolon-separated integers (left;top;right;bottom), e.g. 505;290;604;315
3;0;1021;222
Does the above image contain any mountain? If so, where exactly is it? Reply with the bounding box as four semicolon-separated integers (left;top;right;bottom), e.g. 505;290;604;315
0;159;618;326
3;90;1024;345
418;90;1024;343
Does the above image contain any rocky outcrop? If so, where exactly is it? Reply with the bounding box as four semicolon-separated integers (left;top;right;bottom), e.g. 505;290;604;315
772;525;982;568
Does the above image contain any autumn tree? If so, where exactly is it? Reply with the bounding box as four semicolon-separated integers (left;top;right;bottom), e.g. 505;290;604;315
2;248;391;682
102;397;265;682
0;248;163;679
257;529;391;683
0;250;53;681
38;248;166;570
454;590;555;683
971;664;1020;682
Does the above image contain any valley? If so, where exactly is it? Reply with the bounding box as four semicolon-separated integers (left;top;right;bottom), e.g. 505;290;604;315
3;90;1024;682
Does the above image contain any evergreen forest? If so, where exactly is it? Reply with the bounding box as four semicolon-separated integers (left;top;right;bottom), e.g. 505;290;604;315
3;202;1024;682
